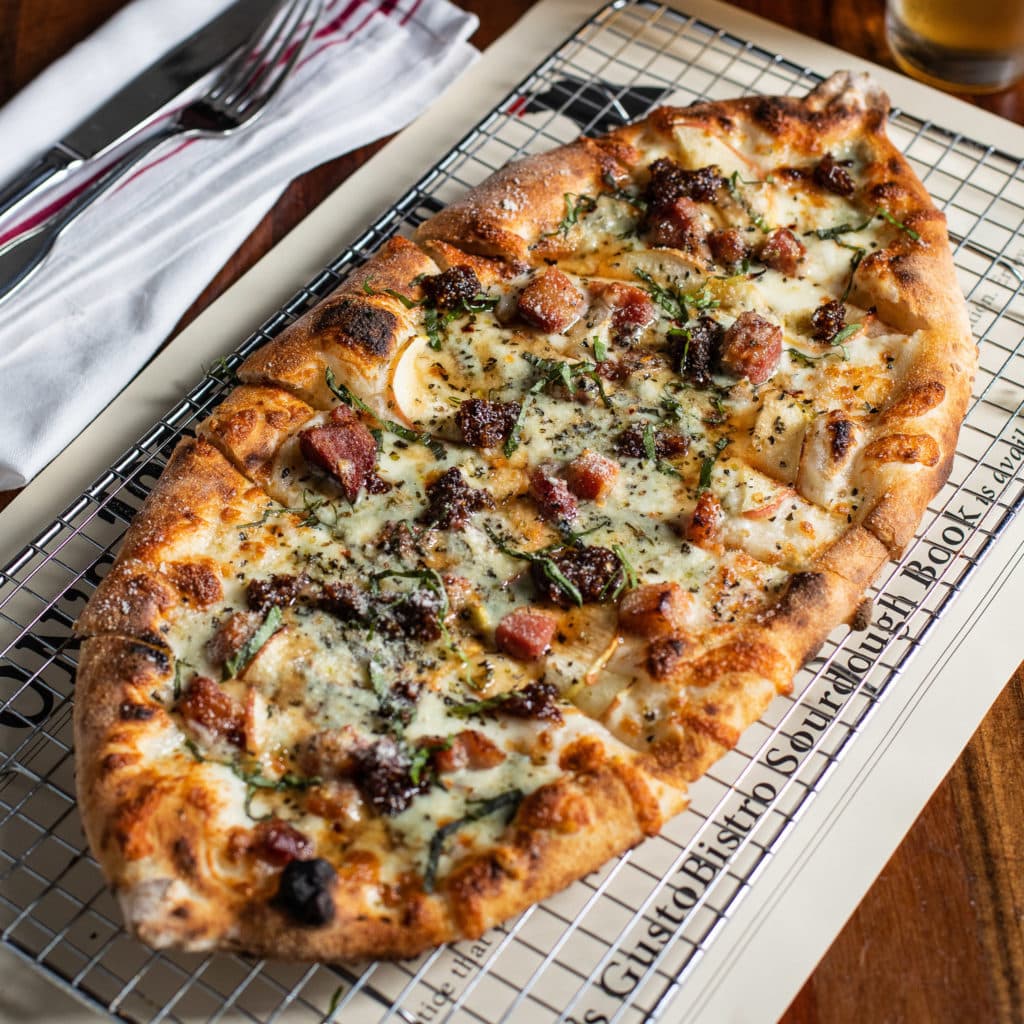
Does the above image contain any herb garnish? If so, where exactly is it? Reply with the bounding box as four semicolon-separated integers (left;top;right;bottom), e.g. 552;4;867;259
544;192;599;238
807;206;921;302
238;491;338;531
787;345;850;367
698;437;731;492
423;789;524;892
328;986;346;1019
831;322;862;345
876;207;921;241
240;766;320;821
224;606;282;680
601;170;647;210
326;368;445;459
363;282;498;351
504;349;614;458
633;269;719;323
181;741;319;820
807;207;921;244
447;691;513;719
727;171;772;233
485;524;584;607
408;745;434;786
172;660;189;701
522;353;612;408
611;544;637;594
641;421;682;478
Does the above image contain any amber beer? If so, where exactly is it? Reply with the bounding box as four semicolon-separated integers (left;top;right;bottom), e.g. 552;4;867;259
887;0;1024;92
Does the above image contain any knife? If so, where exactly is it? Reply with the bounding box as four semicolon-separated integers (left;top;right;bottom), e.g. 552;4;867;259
0;0;282;223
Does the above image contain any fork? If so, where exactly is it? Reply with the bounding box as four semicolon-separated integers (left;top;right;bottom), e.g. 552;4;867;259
0;0;323;304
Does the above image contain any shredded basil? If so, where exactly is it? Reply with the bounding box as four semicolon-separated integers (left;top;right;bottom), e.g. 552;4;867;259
611;544;637;597
224;606;282;679
601;170;647;210
485;525;584;607
875;207;921;242
180;741;319;820
542;191;599;239
408;745;434;786
808;207;920;244
806;215;874;241
837;243;866;302
366;282;498;350
447;692;512;719
423;789;524;892
371;568;450;620
831;322;862;345
328;986;346;1019
172;660;188;701
640;421;683;478
634;268;686;320
326;368;446;459
503;394;532;457
239;767;320;822
633;269;719;323
593;335;608;363
556;516;612;546
522;353;612;409
705;393;729;426
183;737;205;762
238;492;335;530
787;345;850;367
727;171;772;233
698;437;731;492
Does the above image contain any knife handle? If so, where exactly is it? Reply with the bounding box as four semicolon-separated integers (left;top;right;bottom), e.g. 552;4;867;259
0;147;81;223
0;130;173;304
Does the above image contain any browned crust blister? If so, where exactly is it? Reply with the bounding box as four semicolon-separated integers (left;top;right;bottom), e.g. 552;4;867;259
73;72;973;961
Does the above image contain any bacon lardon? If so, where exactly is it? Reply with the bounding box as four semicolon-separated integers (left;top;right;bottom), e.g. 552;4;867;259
645;196;709;256
564;450;619;503
528;466;579;523
517;267;587;334
757;227;805;276
708;227;752;269
719;311;782;385
495;608;558;660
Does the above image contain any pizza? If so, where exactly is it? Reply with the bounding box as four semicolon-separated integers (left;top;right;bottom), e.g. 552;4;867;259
73;71;974;960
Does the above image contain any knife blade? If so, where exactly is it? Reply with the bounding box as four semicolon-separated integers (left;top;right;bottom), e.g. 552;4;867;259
0;0;282;223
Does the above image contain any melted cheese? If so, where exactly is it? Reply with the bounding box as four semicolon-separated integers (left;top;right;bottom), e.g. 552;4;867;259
153;129;926;887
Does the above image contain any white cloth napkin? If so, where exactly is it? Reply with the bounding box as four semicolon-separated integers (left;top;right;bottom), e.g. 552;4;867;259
0;0;478;489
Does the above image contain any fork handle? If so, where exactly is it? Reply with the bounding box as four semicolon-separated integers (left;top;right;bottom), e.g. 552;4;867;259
0;127;175;304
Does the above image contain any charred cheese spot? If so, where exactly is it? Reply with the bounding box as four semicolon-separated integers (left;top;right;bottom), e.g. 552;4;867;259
863;433;941;466
165;560;223;608
884;381;945;421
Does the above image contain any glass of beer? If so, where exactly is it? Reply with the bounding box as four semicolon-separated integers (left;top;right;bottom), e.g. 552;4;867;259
886;0;1024;93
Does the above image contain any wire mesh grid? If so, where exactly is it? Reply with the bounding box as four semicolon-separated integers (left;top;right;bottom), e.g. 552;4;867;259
2;1;1024;1021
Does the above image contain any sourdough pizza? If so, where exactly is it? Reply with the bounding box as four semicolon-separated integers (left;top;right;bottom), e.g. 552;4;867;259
74;72;974;959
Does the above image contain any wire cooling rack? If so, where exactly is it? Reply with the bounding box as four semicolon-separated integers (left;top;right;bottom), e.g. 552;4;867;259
3;1;1024;1021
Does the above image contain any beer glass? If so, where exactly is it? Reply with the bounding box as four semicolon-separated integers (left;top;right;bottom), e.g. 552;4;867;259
886;0;1024;93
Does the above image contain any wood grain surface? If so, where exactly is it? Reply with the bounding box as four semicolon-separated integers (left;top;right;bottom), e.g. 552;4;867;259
1;1;1022;1021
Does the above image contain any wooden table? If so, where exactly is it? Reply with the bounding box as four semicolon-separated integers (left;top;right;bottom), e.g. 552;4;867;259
2;2;1022;1021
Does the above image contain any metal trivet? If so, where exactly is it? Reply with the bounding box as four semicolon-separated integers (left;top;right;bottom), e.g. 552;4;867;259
3;2;1024;1021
